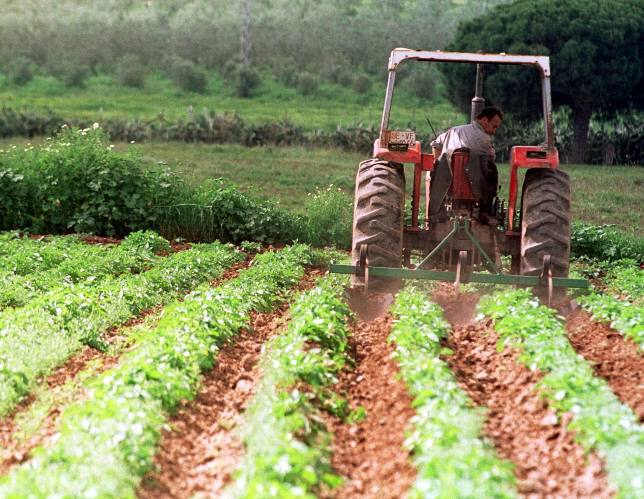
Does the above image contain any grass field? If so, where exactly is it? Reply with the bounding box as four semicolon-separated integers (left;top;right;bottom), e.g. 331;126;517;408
0;72;463;132
129;142;644;233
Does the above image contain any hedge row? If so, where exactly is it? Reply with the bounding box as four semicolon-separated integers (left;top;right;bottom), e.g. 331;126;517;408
2;107;641;164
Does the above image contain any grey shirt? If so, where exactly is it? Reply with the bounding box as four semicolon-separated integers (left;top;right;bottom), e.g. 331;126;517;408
430;122;495;158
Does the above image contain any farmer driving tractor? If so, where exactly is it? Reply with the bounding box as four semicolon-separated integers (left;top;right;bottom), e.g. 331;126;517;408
429;106;503;224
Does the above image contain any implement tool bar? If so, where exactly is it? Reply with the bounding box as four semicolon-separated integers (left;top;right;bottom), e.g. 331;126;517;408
330;264;589;289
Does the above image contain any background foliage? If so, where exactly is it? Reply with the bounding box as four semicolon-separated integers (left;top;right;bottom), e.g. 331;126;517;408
0;0;506;87
442;0;644;163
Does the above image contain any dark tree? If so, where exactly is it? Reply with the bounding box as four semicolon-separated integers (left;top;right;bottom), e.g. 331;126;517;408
442;0;644;163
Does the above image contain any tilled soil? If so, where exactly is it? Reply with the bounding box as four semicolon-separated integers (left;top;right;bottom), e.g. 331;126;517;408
0;259;253;478
0;307;160;476
324;315;416;499
137;269;323;498
445;314;614;498
566;309;644;420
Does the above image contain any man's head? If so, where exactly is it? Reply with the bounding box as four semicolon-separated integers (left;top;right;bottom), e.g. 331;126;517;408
476;106;503;135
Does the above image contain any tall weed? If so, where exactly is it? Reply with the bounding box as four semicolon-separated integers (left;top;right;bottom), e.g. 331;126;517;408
302;185;352;249
158;179;301;244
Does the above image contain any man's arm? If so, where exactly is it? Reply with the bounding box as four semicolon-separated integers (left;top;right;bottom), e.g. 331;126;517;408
430;131;446;159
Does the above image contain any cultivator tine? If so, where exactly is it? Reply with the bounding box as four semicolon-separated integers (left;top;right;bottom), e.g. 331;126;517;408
454;250;468;290
358;244;370;295
540;255;553;307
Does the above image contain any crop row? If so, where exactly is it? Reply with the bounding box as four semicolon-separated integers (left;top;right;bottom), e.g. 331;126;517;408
0;241;243;417
0;233;91;275
578;293;643;347
479;290;644;498
229;274;351;497
0;245;313;497
578;261;643;348
0;230;171;309
390;288;518;498
602;261;643;304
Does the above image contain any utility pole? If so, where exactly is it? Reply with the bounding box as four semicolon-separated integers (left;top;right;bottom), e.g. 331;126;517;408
241;0;252;66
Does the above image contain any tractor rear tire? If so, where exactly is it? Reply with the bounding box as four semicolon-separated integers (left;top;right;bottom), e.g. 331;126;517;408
520;168;571;300
351;158;405;292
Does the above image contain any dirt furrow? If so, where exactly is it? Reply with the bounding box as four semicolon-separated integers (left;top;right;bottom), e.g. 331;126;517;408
324;312;416;499
436;290;614;498
0;308;161;476
137;269;323;499
566;309;644;420
0;258;252;477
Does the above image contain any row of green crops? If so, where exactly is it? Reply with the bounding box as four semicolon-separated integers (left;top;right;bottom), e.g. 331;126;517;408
0;241;244;417
603;262;644;304
0;232;91;274
0;230;170;309
578;293;643;348
479;290;644;498
229;274;351;498
575;260;643;348
390;288;517;498
0;245;314;497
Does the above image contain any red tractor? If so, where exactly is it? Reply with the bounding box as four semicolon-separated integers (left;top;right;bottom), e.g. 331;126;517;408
331;49;587;304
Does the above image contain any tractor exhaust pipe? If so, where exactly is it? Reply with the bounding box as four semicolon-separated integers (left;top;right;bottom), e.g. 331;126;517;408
470;64;485;123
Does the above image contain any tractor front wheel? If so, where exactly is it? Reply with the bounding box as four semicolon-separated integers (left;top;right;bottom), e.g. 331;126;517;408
520;168;571;301
351;158;405;292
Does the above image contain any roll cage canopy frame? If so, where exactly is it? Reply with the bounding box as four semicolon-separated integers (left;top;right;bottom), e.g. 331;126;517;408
379;48;554;151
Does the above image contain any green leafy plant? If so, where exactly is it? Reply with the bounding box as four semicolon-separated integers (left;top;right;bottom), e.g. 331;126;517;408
391;288;517;498
578;293;643;347
0;230;173;309
162;178;302;244
571;222;643;262
230;274;350;497
0;125;184;236
603;260;644;304
0;233;87;275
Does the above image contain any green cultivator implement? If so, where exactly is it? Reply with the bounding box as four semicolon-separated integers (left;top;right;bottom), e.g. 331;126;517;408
331;49;589;305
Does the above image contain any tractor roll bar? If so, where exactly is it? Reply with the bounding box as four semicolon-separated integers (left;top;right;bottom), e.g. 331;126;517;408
379;49;554;150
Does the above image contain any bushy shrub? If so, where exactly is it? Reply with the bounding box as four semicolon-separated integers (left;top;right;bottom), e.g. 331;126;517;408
296;72;318;95
302;185;352;248
402;65;437;100
328;64;353;87
236;65;261;98
52;61;89;88
166;57;208;93
272;57;298;87
4;57;35;86
0;125;182;236
351;73;371;94
115;55;146;88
